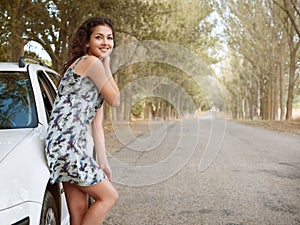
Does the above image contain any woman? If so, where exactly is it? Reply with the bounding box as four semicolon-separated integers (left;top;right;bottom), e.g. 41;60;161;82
45;16;119;225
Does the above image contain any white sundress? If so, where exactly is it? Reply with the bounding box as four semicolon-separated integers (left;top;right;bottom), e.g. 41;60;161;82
45;60;105;186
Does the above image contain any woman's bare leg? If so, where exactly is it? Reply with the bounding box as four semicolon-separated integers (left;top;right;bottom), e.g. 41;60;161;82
78;179;118;225
63;182;88;225
63;179;118;225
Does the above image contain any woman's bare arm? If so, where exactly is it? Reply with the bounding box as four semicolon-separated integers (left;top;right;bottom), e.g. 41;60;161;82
91;107;112;180
84;56;120;107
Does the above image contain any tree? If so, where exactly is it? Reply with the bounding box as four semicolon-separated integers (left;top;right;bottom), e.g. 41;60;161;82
108;0;219;121
0;0;30;61
1;0;220;121
273;0;300;120
217;0;299;120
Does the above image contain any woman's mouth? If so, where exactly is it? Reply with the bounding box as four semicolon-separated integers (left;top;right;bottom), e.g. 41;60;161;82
100;47;109;53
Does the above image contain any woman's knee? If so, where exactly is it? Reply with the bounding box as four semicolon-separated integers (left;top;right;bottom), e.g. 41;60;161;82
101;191;118;212
110;187;118;206
101;184;118;208
79;180;118;209
95;182;118;207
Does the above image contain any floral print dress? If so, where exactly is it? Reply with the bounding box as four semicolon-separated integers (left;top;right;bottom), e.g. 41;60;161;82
45;61;105;186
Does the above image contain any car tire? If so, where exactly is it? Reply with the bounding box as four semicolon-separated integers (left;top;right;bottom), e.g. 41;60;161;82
40;190;59;225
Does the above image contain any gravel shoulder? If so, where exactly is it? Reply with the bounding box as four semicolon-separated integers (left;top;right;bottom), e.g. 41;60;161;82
236;119;300;136
104;120;161;154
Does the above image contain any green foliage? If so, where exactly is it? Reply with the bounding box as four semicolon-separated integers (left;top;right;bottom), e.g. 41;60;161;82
1;0;220;120
131;99;145;118
217;0;299;120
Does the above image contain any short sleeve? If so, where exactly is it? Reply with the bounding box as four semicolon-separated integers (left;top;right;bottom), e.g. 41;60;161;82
85;57;113;93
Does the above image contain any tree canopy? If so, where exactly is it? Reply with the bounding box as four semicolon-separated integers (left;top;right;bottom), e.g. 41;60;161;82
0;0;220;121
1;0;298;121
217;0;299;120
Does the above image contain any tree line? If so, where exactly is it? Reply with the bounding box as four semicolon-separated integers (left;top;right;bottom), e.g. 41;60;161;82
0;0;219;121
0;0;298;121
217;0;299;120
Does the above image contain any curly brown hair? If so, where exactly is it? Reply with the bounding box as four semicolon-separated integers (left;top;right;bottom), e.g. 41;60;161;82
63;16;114;74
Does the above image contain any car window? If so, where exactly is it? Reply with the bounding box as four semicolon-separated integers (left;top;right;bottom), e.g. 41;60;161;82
0;71;38;129
38;71;57;122
46;71;61;88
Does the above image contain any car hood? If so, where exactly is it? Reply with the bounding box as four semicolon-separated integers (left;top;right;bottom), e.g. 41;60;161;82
0;125;50;211
0;129;34;162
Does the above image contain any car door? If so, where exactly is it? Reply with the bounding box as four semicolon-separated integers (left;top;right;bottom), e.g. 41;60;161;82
37;69;70;225
37;70;57;122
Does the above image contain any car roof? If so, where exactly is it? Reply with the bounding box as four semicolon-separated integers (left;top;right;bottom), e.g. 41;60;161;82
0;62;27;72
0;61;57;74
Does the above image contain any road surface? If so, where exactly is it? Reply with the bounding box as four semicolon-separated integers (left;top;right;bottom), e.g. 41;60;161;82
104;117;300;225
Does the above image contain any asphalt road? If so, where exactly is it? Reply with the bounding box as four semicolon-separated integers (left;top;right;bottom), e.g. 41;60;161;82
104;117;300;225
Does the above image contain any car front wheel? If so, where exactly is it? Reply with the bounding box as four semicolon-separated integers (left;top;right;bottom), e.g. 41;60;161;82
40;190;59;225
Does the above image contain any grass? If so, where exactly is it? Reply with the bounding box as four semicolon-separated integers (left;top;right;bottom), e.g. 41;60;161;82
237;119;300;135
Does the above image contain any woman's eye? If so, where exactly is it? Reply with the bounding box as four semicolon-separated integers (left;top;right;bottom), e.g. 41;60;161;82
108;36;113;40
96;36;102;39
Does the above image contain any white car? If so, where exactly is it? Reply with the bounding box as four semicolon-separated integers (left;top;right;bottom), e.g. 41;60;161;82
0;58;69;225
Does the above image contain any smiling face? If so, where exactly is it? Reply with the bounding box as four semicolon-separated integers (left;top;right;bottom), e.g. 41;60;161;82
86;25;114;59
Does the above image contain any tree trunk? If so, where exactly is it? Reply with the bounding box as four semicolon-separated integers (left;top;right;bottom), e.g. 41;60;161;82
123;64;133;121
260;78;267;119
144;100;153;120
8;1;26;61
274;68;280;120
286;27;300;120
269;73;274;120
249;75;254;120
112;107;117;122
123;88;132;121
117;100;123;121
103;103;111;121
279;44;285;120
285;53;296;120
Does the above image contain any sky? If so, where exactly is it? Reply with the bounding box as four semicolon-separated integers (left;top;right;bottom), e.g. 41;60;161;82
24;41;52;62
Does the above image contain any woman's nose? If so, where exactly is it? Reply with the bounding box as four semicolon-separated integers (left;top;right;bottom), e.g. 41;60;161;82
102;38;108;44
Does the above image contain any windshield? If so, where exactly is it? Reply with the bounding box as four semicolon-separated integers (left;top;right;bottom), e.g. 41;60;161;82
0;71;38;129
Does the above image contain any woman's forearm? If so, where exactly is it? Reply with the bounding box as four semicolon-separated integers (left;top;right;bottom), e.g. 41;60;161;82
92;108;109;167
102;57;119;93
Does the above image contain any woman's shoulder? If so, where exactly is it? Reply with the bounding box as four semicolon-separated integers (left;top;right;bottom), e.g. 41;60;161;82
73;55;103;75
83;55;105;72
83;55;101;64
81;56;105;79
